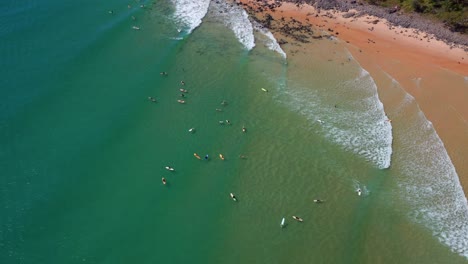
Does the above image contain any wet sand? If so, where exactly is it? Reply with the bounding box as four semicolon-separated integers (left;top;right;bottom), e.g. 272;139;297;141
238;0;468;195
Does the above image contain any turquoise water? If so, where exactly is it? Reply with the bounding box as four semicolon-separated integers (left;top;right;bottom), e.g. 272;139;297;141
1;0;467;263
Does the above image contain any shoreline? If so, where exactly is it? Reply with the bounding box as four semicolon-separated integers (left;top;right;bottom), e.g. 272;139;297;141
238;0;468;196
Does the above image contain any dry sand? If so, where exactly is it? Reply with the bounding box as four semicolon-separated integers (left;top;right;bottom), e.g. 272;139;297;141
239;0;468;195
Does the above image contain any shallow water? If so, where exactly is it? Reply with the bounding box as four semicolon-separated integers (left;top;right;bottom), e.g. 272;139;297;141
1;0;467;263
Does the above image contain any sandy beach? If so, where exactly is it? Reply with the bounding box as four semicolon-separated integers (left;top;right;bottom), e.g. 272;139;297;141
239;0;468;195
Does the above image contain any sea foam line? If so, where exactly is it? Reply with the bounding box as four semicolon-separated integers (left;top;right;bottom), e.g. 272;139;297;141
170;0;210;34
388;79;468;258
209;0;255;50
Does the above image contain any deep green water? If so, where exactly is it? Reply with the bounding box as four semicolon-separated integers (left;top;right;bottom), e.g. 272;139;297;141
1;0;467;263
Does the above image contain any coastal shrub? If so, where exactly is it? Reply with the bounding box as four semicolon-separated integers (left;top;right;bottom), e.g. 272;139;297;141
411;0;433;13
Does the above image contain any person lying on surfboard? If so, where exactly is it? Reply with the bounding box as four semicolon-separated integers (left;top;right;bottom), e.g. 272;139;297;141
292;216;303;222
230;193;237;201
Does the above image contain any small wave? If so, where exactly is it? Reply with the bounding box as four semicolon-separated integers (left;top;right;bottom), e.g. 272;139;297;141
389;81;468;259
252;20;287;58
209;0;255;50
170;0;210;34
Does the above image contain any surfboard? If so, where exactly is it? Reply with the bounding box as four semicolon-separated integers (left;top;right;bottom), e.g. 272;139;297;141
261;88;268;92
292;216;303;222
194;153;201;159
219;154;225;160
230;193;237;201
281;217;285;227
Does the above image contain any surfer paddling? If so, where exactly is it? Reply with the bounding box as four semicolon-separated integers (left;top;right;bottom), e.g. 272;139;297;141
292;216;303;222
162;177;167;185
230;193;237;201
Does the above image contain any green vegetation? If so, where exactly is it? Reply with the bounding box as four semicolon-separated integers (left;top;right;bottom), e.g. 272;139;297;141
362;0;468;33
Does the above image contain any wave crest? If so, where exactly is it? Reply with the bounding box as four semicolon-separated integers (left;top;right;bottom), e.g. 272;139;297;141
171;0;210;34
210;0;255;50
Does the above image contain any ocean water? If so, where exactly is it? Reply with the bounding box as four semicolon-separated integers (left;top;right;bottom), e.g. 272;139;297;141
1;0;467;263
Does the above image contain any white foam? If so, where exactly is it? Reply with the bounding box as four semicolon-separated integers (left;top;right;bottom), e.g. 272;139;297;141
170;0;210;34
389;80;468;259
252;20;287;58
209;0;255;50
282;67;392;169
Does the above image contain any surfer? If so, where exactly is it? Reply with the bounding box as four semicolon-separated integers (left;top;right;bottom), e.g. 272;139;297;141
357;188;362;196
162;177;167;185
313;199;324;203
160;72;168;76
242;126;246;133
180;81;185;85
292;216;303;222
204;155;209;160
215;108;223;112
230;193;237;201
221;100;227;106
225;120;231;125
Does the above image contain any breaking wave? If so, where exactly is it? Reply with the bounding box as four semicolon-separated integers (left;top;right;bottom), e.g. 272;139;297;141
252;20;287;58
280;68;393;169
388;78;468;258
209;0;255;50
170;0;210;34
